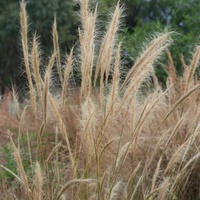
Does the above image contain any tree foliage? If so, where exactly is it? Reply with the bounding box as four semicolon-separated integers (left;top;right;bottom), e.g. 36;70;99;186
1;0;200;90
0;0;77;91
120;0;200;82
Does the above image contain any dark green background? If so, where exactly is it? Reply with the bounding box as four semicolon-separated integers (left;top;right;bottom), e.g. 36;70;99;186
0;0;200;92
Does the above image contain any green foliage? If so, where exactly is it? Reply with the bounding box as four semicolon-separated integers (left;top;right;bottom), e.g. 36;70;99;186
0;0;77;89
1;0;200;88
0;1;19;89
26;1;77;50
0;144;17;181
0;129;53;182
118;0;200;83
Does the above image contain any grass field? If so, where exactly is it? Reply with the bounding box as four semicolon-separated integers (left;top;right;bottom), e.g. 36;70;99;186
0;0;200;199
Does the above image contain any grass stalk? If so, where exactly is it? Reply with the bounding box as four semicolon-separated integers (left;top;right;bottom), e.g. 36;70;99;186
20;0;37;118
53;17;63;84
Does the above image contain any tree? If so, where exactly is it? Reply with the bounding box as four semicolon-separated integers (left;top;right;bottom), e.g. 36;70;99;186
119;0;200;83
0;0;77;93
1;0;200;91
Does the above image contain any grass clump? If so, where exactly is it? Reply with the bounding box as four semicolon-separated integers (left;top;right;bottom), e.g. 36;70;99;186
0;0;200;199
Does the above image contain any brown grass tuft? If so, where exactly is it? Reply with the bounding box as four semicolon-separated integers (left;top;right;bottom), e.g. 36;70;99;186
1;0;200;199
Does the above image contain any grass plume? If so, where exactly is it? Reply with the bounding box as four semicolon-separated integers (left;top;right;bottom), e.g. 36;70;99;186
1;0;200;199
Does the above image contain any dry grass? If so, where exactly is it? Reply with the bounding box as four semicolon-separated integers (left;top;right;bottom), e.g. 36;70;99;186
1;0;200;199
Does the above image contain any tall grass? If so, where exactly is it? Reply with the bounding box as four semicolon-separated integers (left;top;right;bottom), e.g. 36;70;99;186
1;0;200;199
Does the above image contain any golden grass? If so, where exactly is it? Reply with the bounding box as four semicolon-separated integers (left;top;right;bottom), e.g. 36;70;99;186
1;0;200;199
